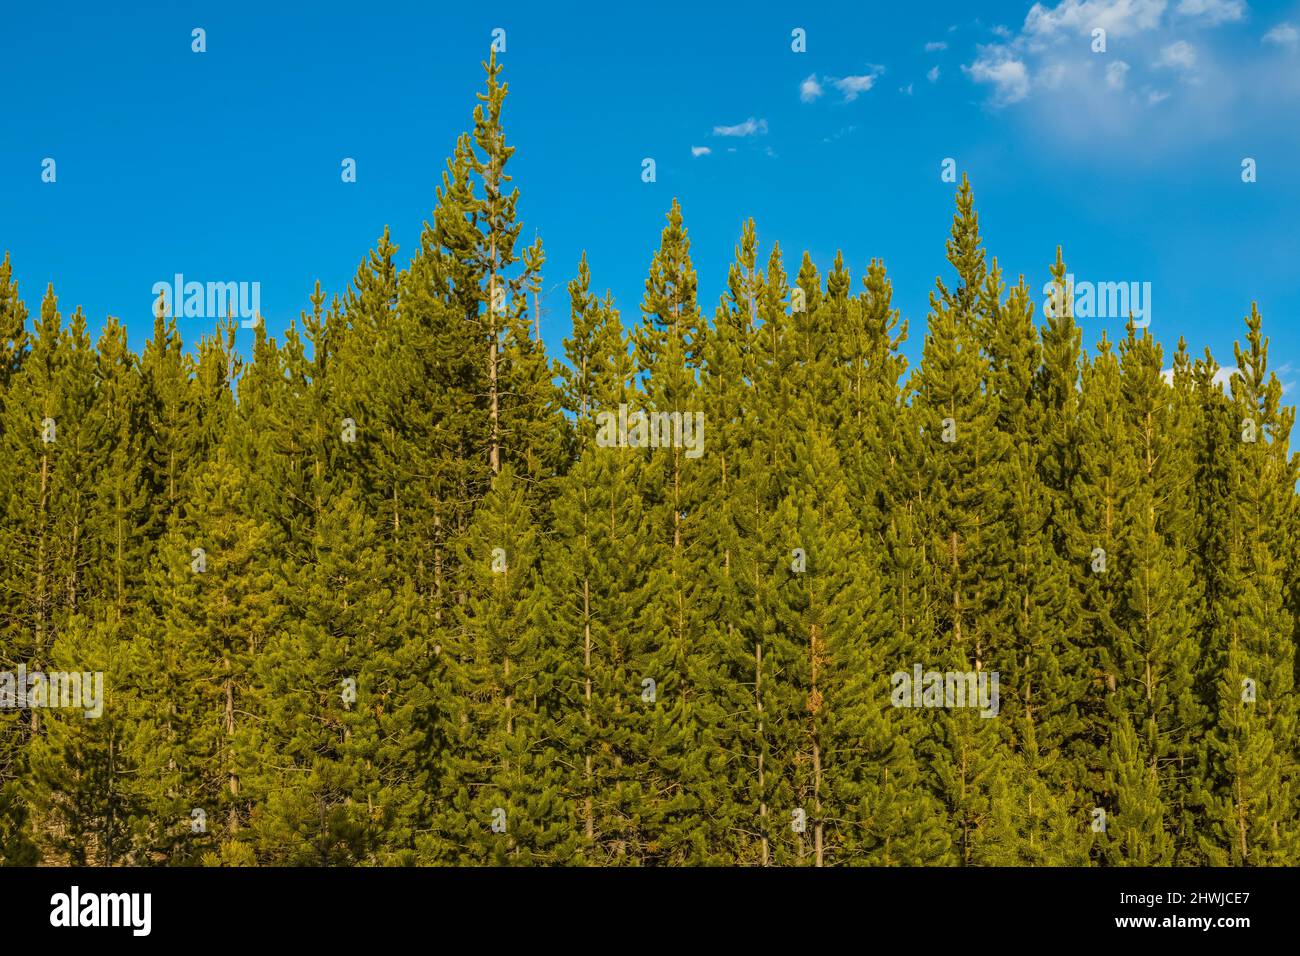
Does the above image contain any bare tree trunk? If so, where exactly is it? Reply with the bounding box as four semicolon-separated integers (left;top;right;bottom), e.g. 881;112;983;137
757;641;768;866
226;675;239;832
811;624;824;867
584;577;594;842
489;237;500;475
33;450;50;734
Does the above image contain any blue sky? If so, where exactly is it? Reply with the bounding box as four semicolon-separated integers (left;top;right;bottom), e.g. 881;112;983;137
2;0;1298;384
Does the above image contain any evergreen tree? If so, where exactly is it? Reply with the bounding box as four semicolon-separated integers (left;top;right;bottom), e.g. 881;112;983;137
133;451;279;863
1197;306;1299;864
911;177;1010;861
242;490;433;865
623;200;716;863
1115;322;1203;862
0;253;28;396
433;466;574;864
547;255;653;862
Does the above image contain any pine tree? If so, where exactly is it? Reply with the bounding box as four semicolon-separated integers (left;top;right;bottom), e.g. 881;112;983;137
622;200;716;864
1101;712;1174;865
0;287;69;864
983;262;1088;806
770;428;950;865
133;451;279;863
27;611;152;864
24;317;154;864
0;253;28;396
0;255;35;864
433;466;575;864
911;176;1010;860
693;221;768;864
1197;306;1299;864
547;255;654;862
242;489;433;864
1114;322;1203;863
1063;333;1141;856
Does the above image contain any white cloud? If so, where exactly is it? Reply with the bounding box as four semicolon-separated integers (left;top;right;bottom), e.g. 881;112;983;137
690;146;711;157
925;41;949;51
963;2;1166;106
1176;0;1245;25
800;74;824;102
835;75;877;100
900;83;915;94
712;117;768;137
953;0;1297;136
966;53;1031;104
960;0;1297;152
1155;40;1197;70
1039;61;1068;88
928;65;942;82
1263;22;1299;46
831;67;886;101
1024;0;1168;40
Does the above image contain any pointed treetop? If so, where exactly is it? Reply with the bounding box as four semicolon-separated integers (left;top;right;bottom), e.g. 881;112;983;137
938;173;987;316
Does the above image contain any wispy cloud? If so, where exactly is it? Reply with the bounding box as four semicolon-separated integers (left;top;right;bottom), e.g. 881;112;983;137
1176;0;1245;25
821;124;858;143
1024;0;1167;40
800;74;824;102
965;52;1031;104
927;65;941;82
712;117;768;137
925;41;949;51
834;75;878;100
1039;61;1068;89
1155;40;1197;71
1264;22;1299;46
690;145;711;157
961;0;1261;116
829;66;886;101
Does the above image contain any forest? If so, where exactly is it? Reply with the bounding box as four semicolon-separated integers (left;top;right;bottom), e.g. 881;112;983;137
0;54;1296;867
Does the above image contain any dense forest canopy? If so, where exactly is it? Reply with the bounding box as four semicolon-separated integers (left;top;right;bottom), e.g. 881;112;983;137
0;54;1295;866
